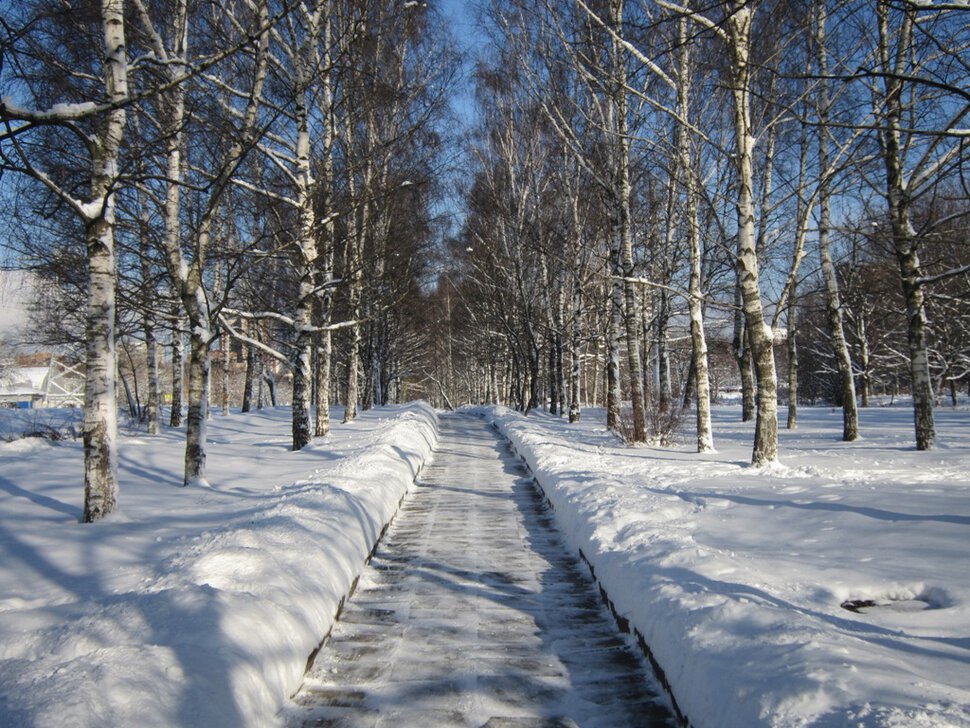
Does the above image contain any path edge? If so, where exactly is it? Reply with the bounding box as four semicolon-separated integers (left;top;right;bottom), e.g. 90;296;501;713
295;406;440;693
491;416;691;728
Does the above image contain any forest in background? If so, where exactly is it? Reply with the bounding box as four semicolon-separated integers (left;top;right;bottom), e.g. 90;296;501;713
1;0;968;521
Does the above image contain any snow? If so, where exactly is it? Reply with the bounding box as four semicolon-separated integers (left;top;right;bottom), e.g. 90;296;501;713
48;101;100;118
0;403;437;728
2;399;968;727
488;403;970;727
0;97;100;121
0;367;49;396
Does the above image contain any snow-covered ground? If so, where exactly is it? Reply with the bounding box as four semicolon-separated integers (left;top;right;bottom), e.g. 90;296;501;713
489;403;970;727
2;400;968;727
0;403;437;727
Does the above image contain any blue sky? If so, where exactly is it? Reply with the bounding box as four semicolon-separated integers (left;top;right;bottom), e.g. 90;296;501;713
439;0;481;53
437;0;483;125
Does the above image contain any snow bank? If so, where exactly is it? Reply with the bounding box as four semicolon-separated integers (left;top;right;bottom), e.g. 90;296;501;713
0;403;437;728
489;405;970;728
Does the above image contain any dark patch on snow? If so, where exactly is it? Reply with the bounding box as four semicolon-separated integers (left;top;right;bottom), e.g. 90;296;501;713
840;599;878;613
841;591;945;614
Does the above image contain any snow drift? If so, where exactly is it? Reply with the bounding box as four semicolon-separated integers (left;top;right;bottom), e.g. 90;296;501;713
489;404;970;728
0;403;437;727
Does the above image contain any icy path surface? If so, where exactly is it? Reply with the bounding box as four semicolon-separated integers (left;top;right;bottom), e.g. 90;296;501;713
286;414;675;727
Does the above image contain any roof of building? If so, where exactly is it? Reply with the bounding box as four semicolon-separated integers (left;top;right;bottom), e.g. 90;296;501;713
0;367;49;395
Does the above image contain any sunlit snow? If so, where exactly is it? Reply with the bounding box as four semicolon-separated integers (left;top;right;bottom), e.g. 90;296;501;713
0;400;968;727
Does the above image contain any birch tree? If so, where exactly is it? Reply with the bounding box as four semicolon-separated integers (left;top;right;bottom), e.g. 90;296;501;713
672;16;715;453
641;0;780;463
571;0;725;450
703;1;779;463
1;0;130;520
227;0;330;450
866;1;968;449
604;0;648;441
149;0;273;484
814;0;859;441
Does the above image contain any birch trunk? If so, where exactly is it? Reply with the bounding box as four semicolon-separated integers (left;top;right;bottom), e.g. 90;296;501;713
82;0;128;522
779;111;811;430
170;309;184;426
786;291;798;430
184;315;210;485
145;323;160;434
314;14;336;437
83;211;120;521
569;284;583;423
242;332;255;413
556;331;565;417
315;328;333;435
175;0;268;479
567;193;584;423
655;15;715;450
733;286;755;421
687;241;713;451
548;337;559;415
290;89;316;450
606;251;622;432
816;3;858;442
342;102;365;423
655;288;671;414
877;4;935;450
892;213;935;449
610;0;646;442
675;28;713;451
181;268;211;486
343;232;363;424
158;2;188;433
137;182;160;435
221;341;230;416
856;314;871;408
728;3;778;465
818;197;859;440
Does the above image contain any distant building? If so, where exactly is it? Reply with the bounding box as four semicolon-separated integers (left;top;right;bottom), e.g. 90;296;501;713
0;356;84;408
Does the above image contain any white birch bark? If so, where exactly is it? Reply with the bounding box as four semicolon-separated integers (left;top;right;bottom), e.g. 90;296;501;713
674;17;714;453
816;3;859;442
80;0;129;521
609;0;647;442
727;2;779;465
342;115;363;424
1;0;129;516
606;261;622;432
314;10;337;439
567;182;585;423
289;6;322;451
137;179;160;436
183;275;211;486
786;285;798;430
856;313;871;408
875;3;935;450
170;306;184;427
83;217;120;521
569;282;584;423
145;327;160;435
221;338;230;416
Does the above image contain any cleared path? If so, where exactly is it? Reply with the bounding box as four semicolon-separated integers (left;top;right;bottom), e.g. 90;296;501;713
287;413;675;727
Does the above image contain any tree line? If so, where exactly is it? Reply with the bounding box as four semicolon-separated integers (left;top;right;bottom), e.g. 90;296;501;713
2;0;968;523
437;0;968;462
1;0;455;520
